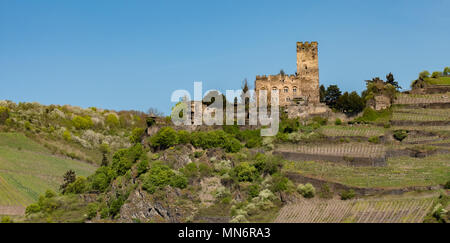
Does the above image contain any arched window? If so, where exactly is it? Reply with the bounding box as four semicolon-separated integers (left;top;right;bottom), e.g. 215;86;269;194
272;87;278;91
284;87;289;93
286;97;291;102
293;86;297;93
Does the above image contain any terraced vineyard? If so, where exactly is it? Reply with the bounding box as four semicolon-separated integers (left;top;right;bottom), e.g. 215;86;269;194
275;197;435;223
318;125;385;137
277;143;385;158
392;112;449;122
395;93;450;105
0;133;96;211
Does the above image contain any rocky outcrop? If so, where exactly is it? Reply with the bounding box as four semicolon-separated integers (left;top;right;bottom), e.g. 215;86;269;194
118;188;196;223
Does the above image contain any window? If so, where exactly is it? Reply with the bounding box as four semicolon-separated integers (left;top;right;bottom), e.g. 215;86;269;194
286;97;291;102
284;87;289;93
272;87;278;91
293;86;297;93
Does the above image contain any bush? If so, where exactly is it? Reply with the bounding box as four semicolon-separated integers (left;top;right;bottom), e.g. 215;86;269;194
393;130;408;142
111;144;144;176
87;203;99;219
245;138;262;148
254;155;281;175
142;163;188;194
136;159;149;176
130;127;145;144
270;173;293;192
297;183;315;198
312;116;327;126
224;138;242;153
149;127;178;149
444;181;450;190
72;115;93;130
90;166;116;192
62;130;71;141
368;136;380;144
177;130;191;144
1;216;13;223
181;163;198;179
25;203;41;216
319;183;333;199
335;118;342;125
105;114;120;128
233;162;257;182
64;176;88;194
247;184;260;198
44;190;56;198
0;106;10;124
340;189;356;200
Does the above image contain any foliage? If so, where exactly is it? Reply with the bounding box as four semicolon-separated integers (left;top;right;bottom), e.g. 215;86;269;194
393;130;408;142
177;130;191;144
270;173;293;192
136;158;149;177
324;85;342;108
0;106;10;124
64;176;88;194
111;144;144;176
62;130;71;141
340;189;356;200
60;170;76;193
419;71;430;79
142;163;187;194
368;136;380;144
130;127;145;144
336;91;365;115
1;216;13;223
149;127;178;149
90;166;116;192
105;114;120;128
72;115;93;130
232;162;257;182
297;183;315;198
335;118;342;125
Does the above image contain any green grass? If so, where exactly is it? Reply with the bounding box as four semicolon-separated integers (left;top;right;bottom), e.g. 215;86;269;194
283;153;450;189
424;77;450;85
0;133;97;207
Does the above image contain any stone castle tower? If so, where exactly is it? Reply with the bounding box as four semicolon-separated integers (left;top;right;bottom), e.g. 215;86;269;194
255;41;320;107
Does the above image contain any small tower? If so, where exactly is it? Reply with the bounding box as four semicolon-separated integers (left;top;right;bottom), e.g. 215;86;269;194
296;41;319;104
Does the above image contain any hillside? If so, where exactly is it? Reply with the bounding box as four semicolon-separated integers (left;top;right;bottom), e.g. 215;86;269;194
0;133;96;215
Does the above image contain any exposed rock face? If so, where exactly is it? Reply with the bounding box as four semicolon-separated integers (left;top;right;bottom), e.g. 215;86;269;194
286;102;331;119
118;188;195;223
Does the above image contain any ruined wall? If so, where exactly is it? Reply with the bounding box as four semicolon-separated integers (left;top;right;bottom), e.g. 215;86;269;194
254;74;300;107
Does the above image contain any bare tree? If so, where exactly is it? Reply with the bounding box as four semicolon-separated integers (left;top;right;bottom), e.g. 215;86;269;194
147;107;164;117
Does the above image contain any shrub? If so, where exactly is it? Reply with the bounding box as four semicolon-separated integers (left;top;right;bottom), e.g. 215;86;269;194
136;159;149;176
87;203;99;219
108;196;125;218
112;144;144;176
193;151;204;158
340;189;356;200
142;163;188;194
130;127;145;144
233;162;257;182
177;130;191;144
25;203;41;215
419;71;430;79
254;155;282;175
198;163;213;177
62;130;72;141
64;176;88;194
297;183;315;198
368;136;380;144
1;216;13;223
224;137;242;153
105;114;120;128
312;116;327;126
0;106;10;124
431;71;442;78
393;130;408;142
90;166;116;192
270;173;293;192
247;184;260;198
149;127;178;149
319;183;333;199
72;115;93;130
245;138;262;148
181;163;198;179
335;118;342;125
444;181;450;189
44;189;56;198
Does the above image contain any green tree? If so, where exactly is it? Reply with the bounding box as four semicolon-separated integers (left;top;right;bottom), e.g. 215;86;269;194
0;106;10;124
324;85;342;109
105;114;120;128
431;71;442;78
385;72;401;90
233;162;257;182
443;67;450;76
319;85;326;103
149;127;178;149
419;70;430;79
130;127;145;144
60;170;76;193
72;115;93;130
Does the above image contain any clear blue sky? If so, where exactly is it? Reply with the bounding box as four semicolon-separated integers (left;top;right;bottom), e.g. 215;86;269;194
1;0;449;115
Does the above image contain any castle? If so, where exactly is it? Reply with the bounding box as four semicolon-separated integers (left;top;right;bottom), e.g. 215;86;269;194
254;41;327;118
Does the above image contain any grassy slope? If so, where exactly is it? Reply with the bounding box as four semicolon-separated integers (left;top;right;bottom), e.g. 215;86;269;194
0;133;96;207
424;77;450;85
